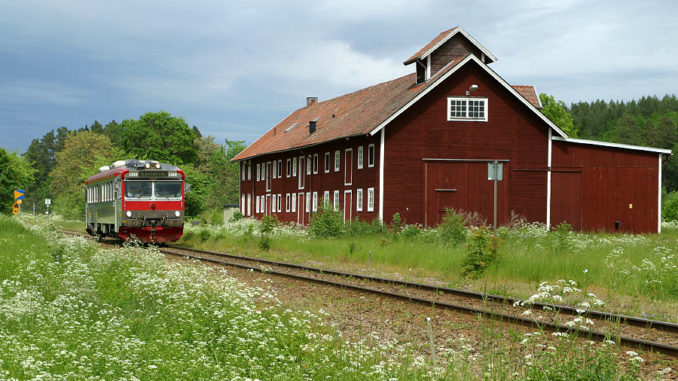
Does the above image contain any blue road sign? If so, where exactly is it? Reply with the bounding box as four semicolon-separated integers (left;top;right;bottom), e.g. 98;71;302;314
14;190;25;200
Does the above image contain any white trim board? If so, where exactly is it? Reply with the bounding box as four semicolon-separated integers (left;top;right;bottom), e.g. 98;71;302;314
552;137;672;155
370;54;569;139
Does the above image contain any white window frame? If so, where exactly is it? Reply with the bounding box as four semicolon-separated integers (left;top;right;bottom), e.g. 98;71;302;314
334;150;340;172
271;194;276;213
323;190;330;206
367;188;375;212
357;146;364;169
356;188;363;211
293;157;297;177
368;144;375;168
291;193;297;212
277;194;282;213
305;192;311;213
324;152;330;173
261;196;266;214
241;163;245;180
272;162;277;179
285;193;290;212
247;193;251;216
447;97;488;122
256;163;261;181
247;161;251;180
277;160;282;178
241;194;246;214
306;155;312;175
312;192;318;212
313;153;318;174
286;159;291;177
256;195;260;213
333;190;340;211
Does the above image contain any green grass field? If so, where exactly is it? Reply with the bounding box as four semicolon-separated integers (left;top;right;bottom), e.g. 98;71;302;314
4;215;668;379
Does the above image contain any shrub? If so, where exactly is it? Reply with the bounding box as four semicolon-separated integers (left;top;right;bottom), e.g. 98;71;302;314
346;217;372;237
309;203;345;238
401;224;422;239
198;228;211;242
551;221;573;254
370;218;387;235
230;210;244;222
258;215;278;251
664;191;678;221
462;226;502;279
439;208;467;246
391;213;403;234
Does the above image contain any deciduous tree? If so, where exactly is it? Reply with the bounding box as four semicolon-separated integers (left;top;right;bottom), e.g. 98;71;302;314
0;148;35;214
120;111;198;165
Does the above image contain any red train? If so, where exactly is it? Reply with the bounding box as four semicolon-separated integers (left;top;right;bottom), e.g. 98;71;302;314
85;159;185;243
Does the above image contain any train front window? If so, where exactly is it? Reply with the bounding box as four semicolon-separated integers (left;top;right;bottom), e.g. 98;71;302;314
154;181;182;199
125;181;152;199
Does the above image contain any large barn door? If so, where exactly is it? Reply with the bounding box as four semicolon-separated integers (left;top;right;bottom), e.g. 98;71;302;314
424;161;509;227
550;170;582;230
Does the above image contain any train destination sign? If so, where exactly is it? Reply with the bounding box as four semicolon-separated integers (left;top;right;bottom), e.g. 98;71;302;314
128;171;169;178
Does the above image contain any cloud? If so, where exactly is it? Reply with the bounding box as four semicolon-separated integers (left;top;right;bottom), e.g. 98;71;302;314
0;80;89;106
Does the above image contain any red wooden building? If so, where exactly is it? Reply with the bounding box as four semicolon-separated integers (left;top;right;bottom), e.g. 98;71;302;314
233;27;671;233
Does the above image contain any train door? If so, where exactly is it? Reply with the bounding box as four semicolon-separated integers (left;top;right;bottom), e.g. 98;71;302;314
298;156;305;189
343;190;352;222
344;148;353;185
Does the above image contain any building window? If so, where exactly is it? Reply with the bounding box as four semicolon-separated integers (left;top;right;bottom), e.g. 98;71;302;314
256;196;260;213
241;163;245;180
256;164;260;181
247;161;251;180
277;194;282;212
334;151;340;172
272;162;277;179
324;152;330;173
293;157;297;177
333;190;340;211
247;194;251;216
276;160;281;178
261;196;266;214
312;192;318;212
241;194;246;214
291;193;297;212
367;188;374;212
323;190;329;207
357;146;364;169
271;194;276;213
313;154;318;174
285;193;290;212
305;192;310;213
286;159;291;177
306;155;311;175
447;97;488;121
356;188;363;211
368;144;375;168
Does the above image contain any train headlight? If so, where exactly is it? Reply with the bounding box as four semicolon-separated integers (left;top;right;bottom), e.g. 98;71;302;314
145;162;151;169
175;211;181;217
155;163;161;169
126;211;132;217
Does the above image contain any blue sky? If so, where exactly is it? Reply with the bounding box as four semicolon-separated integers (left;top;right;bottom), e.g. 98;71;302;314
1;0;677;153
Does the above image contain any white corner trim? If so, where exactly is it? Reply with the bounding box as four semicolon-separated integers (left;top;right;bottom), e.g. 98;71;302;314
552;136;673;155
658;155;663;233
546;129;552;229
369;55;568;139
379;129;385;221
420;27;498;64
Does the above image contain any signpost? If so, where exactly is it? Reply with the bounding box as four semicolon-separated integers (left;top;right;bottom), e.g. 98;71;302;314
487;162;503;232
12;190;24;215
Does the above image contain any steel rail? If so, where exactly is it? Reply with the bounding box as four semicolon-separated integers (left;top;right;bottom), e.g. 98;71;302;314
166;244;678;334
160;246;678;357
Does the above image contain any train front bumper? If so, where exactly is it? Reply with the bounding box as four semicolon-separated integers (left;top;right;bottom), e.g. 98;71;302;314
121;210;184;228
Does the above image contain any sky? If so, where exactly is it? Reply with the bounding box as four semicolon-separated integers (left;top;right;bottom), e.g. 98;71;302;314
1;0;677;153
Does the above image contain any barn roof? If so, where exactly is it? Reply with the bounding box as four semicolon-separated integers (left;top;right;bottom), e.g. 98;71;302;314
403;26;497;65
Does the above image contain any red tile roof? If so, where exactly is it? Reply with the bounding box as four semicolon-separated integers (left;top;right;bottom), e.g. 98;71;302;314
233;57;467;161
512;85;541;109
404;27;459;65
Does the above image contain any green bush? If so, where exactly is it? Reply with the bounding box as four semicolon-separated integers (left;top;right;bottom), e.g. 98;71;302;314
391;213;403;234
230;210;244;222
439;208;467;246
309;203;345;238
462;226;501;279
401;224;421;239
198;228;211;242
346;217;372;237
258;215;278;251
663;191;678;221
370;218;387;235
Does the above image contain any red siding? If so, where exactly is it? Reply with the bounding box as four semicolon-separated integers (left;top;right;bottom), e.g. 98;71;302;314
239;135;381;224
552;141;659;233
383;61;549;226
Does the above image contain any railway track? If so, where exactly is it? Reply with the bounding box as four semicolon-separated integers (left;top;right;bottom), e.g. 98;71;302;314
63;230;678;357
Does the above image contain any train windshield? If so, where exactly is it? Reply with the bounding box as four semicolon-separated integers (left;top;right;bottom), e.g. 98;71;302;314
154;181;182;199
124;180;181;200
125;181;152;199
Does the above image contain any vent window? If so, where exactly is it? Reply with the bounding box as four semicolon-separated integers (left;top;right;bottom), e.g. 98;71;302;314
447;97;488;122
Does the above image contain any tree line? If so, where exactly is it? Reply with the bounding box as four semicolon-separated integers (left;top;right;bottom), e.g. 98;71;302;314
2;94;677;219
2;111;245;220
